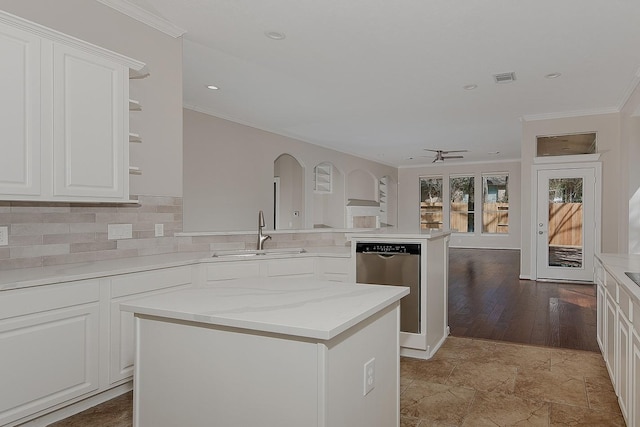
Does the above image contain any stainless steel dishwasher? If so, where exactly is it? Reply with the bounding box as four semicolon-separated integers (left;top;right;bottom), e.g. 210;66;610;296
355;242;420;333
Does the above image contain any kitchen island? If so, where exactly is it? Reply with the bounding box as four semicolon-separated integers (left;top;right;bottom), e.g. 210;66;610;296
121;277;408;427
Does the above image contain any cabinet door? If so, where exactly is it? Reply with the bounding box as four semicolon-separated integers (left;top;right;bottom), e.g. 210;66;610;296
617;309;631;422
110;267;192;384
0;22;41;197
605;290;617;385
0;281;100;426
632;331;640;427
51;42;128;200
110;284;190;384
596;283;605;352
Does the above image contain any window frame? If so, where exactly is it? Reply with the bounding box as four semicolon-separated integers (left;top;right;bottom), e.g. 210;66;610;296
481;173;510;235
449;174;476;234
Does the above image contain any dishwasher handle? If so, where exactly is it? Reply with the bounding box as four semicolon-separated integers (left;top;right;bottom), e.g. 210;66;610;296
357;251;413;257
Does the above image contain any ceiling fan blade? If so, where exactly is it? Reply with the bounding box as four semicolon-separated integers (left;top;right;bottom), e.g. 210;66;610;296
423;149;439;153
442;155;464;159
441;150;468;154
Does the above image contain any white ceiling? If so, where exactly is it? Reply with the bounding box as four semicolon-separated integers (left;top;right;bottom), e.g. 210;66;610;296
115;0;640;167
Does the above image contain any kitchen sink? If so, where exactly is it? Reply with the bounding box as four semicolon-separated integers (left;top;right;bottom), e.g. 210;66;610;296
211;248;306;258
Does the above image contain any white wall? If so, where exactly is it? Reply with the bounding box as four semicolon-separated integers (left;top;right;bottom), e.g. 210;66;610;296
183;109;397;232
397;161;522;249
520;113;621;278
0;0;184;197
621;85;640;253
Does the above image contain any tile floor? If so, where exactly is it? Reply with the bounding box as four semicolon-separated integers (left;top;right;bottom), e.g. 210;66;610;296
400;337;625;426
50;337;625;427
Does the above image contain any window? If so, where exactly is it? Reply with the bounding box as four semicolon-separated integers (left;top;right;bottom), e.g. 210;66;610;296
450;176;474;233
419;177;443;230
482;174;509;234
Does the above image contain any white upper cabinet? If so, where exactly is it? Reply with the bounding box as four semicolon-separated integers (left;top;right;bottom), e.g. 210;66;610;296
0;21;41;196
51;43;128;199
0;11;144;202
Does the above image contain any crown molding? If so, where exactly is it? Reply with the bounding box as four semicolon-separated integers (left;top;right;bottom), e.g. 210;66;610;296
96;0;186;38
0;10;145;69
521;107;620;122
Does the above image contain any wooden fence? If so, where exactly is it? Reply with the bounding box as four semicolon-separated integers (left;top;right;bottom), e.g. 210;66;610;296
548;203;582;247
419;202;581;244
420;202;509;233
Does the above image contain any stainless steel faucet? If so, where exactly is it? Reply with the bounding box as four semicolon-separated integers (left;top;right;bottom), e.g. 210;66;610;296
257;210;271;250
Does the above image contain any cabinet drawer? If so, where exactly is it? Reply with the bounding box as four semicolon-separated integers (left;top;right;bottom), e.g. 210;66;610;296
111;266;192;298
605;271;616;291
265;258;315;277
618;285;632;321
0;280;100;320
206;261;261;281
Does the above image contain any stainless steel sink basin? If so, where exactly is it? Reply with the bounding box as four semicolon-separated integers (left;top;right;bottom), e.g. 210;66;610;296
211;248;306;258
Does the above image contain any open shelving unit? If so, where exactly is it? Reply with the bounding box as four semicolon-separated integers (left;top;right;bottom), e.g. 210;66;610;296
314;162;333;193
128;67;148;176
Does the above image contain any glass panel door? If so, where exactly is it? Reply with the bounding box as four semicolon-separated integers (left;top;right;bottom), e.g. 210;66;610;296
536;168;595;282
547;177;583;268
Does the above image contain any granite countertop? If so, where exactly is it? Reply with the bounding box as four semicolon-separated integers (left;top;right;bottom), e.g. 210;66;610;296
120;277;409;340
596;253;640;302
0;246;351;292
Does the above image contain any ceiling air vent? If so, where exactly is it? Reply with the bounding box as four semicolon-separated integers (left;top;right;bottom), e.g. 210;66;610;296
493;72;516;84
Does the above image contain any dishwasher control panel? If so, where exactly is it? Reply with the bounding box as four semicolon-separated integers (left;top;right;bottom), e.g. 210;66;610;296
355;242;421;255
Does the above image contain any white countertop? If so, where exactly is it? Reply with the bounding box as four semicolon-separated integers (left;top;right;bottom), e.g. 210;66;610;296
121;277;409;340
0;246;351;291
348;230;452;240
596;253;640;302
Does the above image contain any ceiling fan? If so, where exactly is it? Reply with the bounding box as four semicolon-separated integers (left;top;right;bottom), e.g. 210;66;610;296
423;149;468;163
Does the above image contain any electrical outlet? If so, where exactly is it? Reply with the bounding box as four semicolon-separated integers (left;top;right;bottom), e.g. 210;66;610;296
363;358;375;396
155;223;164;237
0;226;8;246
107;224;132;240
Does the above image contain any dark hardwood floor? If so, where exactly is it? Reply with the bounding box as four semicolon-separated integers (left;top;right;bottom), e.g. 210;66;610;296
448;248;599;352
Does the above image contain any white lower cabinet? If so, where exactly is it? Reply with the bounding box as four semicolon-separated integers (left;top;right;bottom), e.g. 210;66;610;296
604;288;617;384
0;280;101;426
632;330;640;427
109;267;192;384
597;256;640;427
315;257;352;282
205;256;346;283
616;305;631;421
264;257;315;278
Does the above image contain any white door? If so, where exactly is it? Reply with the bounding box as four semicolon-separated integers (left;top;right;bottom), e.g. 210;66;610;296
536;167;597;282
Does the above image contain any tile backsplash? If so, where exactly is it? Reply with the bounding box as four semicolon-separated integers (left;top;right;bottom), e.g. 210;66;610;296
0;196;348;271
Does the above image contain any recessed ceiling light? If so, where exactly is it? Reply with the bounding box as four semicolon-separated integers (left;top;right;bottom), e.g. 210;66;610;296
545;72;562;79
206;85;219;90
265;31;286;40
463;84;478;90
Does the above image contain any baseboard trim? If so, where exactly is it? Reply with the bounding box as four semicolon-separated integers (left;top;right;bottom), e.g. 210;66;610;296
18;382;132;427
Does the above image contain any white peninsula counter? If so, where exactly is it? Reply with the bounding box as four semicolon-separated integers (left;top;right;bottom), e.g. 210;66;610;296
121;277;408;427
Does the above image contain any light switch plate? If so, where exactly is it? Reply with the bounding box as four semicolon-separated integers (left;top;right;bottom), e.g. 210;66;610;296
0;226;8;246
155;223;164;237
108;224;132;240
